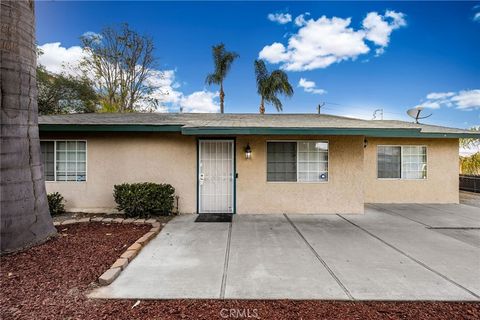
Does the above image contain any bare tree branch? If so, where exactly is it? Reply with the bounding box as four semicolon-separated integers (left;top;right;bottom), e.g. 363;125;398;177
80;23;161;112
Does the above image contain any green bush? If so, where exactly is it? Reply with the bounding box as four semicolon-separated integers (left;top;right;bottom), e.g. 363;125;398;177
47;192;66;216
113;182;175;218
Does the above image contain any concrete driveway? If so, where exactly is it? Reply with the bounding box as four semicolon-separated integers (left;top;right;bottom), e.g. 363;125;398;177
90;204;480;301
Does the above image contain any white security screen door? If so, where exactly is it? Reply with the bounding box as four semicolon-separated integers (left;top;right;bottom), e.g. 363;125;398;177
198;140;234;214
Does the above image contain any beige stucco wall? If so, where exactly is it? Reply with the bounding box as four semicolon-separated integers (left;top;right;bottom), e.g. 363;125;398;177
41;132;459;215
41;133;366;214
235;135;365;214
364;138;459;203
42;133;197;214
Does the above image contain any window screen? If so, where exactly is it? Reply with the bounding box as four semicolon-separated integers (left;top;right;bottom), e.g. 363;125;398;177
267;142;297;182
56;141;86;181
40;140;86;182
377;145;427;179
40;141;55;181
377;146;401;179
298;141;328;182
402;146;427;179
267;141;329;182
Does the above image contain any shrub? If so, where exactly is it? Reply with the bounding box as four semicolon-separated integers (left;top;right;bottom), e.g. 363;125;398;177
47;192;66;216
113;182;175;218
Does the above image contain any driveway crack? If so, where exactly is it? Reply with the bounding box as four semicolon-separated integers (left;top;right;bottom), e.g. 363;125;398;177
338;214;480;300
220;221;233;299
284;214;354;300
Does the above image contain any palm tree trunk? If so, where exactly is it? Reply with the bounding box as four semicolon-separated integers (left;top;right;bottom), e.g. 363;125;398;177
219;82;225;114
259;97;265;114
1;0;57;253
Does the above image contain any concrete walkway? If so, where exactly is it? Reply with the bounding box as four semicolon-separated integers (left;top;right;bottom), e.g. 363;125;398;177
460;190;480;208
89;204;480;301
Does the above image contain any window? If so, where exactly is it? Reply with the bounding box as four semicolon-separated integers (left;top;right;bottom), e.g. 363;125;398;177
40;141;55;181
40;141;87;182
377;146;401;179
298;141;329;182
267;142;297;182
377;145;427;180
402;146;427;179
267;141;328;182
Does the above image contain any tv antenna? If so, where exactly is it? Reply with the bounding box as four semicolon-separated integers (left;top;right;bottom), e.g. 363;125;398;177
406;107;432;124
317;102;325;114
372;109;383;120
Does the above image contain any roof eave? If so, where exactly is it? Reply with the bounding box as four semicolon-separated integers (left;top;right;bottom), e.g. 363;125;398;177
38;124;183;132
181;126;475;138
38;124;477;138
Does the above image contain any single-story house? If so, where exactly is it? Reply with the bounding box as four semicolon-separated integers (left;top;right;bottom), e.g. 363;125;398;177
38;113;479;215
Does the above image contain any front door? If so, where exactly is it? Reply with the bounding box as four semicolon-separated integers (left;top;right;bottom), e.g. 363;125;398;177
198;139;235;214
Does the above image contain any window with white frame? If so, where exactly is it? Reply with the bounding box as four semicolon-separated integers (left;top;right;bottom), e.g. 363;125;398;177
40;141;87;181
267;141;328;182
401;146;427;179
40;141;55;181
377;145;427;179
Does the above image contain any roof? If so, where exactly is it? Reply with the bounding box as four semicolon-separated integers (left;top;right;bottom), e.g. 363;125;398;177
38;113;480;138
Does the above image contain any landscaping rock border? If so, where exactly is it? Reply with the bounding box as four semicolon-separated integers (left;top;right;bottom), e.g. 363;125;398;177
54;217;164;286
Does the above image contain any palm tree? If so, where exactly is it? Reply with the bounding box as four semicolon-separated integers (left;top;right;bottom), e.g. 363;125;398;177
205;43;239;113
1;0;57;253
254;60;294;114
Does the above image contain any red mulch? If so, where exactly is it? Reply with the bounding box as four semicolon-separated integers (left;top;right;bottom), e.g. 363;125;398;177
1;222;479;320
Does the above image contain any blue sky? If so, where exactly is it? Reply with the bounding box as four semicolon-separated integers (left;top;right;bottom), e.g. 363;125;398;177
36;1;479;129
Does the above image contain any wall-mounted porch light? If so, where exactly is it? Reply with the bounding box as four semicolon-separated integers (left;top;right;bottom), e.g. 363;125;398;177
245;144;252;159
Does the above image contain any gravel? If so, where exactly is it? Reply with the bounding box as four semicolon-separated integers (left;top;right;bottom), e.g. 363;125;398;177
1;222;479;320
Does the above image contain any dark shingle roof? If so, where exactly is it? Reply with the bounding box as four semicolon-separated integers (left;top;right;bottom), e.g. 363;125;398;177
38;113;479;138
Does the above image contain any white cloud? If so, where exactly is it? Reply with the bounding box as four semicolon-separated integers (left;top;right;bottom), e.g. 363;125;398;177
259;10;406;71
136;69;219;112
82;31;102;39
267;13;292;24
473;4;480;22
460;124;480;156
257;42;290;64
426;92;455;100
451;90;480;110
374;47;385;56
37;42;219;113
385;10;407;28
414;101;442;109
148;70;219;112
37;42;86;75
363;10;406;52
147;70;183;105
298;78;326;95
414;89;480;111
362;12;391;47
460;146;479;156
260;16;369;71
179;90;219;113
294;12;310;27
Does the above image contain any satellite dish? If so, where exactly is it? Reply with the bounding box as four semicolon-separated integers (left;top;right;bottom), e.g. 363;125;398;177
407;107;432;124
